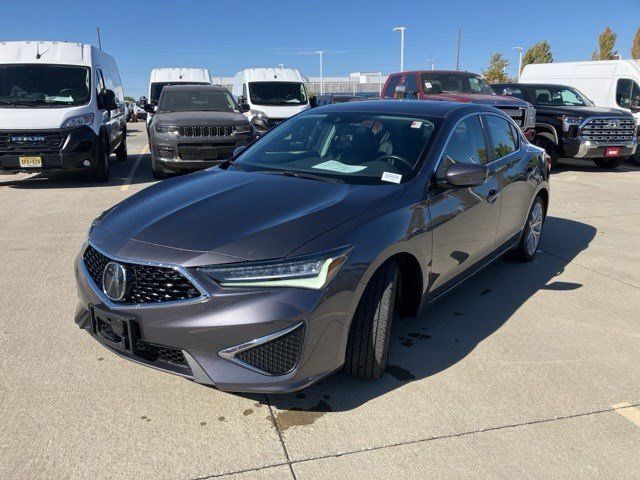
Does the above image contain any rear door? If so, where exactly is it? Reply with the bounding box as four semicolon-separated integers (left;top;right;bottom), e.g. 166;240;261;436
428;114;502;293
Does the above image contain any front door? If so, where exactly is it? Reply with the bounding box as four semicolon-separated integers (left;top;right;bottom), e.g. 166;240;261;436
427;114;501;293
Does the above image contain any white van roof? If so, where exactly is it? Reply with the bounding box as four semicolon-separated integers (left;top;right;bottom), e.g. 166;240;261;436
520;59;640;82
235;68;305;83
149;68;212;84
0;41;117;70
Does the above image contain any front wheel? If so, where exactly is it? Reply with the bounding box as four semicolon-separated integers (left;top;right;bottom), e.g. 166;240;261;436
593;157;625;169
344;261;398;380
115;133;128;162
92;139;110;182
513;196;545;262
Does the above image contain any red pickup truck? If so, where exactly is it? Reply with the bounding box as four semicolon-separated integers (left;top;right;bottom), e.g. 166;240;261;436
382;70;536;141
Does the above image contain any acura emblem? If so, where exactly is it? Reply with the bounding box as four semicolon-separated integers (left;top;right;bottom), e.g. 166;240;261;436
102;262;127;301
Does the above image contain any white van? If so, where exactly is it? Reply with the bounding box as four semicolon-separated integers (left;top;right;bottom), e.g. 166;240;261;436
520;60;640;122
140;67;212;125
0;41;127;181
232;68;310;133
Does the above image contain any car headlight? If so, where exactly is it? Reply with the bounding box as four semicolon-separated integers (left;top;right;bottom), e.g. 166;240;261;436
89;207;115;235
524;106;536;130
561;116;585;132
233;123;253;134
199;246;352;290
62;113;94;128
155;124;179;135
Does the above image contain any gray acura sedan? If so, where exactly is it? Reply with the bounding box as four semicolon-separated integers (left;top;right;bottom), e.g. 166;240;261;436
75;100;549;393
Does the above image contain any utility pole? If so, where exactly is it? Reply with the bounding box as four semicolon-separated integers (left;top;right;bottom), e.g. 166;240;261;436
428;56;435;70
393;26;406;72
456;28;462;70
96;27;102;50
514;46;523;80
315;51;324;95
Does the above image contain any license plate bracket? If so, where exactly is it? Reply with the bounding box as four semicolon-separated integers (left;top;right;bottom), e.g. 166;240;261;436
19;156;43;168
91;307;133;352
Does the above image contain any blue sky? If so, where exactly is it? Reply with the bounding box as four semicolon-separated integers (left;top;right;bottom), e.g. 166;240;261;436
3;0;639;97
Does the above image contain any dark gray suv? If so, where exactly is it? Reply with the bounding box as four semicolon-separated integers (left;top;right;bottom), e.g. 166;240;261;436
75;100;549;393
148;84;255;178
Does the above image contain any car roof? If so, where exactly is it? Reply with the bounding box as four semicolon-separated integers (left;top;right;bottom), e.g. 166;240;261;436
161;84;228;92
389;70;480;76
309;99;497;118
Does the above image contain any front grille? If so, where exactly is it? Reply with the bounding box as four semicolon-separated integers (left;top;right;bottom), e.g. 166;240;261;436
580;117;636;142
497;107;525;127
0;131;65;152
134;340;188;367
235;324;304;375
177;143;235;161
82;245;201;305
267;118;286;129
178;125;234;137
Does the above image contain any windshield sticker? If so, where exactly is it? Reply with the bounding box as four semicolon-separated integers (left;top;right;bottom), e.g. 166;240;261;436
312;160;367;174
410;121;422;129
425;82;433;88
381;172;402;184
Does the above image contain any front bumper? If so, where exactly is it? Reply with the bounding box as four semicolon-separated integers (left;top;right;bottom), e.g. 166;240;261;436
73;236;354;393
563;136;638;159
0;126;98;173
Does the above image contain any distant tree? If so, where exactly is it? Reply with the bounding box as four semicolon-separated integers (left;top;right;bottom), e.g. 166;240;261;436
592;27;619;60
124;96;136;103
522;41;553;71
632;28;640;60
483;52;510;83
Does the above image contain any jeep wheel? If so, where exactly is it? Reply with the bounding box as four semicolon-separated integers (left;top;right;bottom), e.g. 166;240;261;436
534;136;559;170
344;261;398;380
593;157;625;169
93;138;110;182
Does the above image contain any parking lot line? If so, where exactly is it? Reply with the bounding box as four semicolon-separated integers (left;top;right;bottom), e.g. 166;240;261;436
611;403;640;427
121;145;148;191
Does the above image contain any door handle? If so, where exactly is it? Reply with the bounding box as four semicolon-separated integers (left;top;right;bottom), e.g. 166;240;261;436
487;188;501;204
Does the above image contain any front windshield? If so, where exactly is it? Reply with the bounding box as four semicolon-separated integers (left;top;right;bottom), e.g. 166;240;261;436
235;111;439;185
0;64;91;108
526;86;593;106
421;73;494;94
150;82;208;103
159;89;238;113
248;82;307;106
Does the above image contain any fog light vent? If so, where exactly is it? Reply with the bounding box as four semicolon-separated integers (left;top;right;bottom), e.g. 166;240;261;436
233;324;304;375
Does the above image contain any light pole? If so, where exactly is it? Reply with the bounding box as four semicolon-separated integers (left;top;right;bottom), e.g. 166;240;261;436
514;46;523;81
393;27;406;72
428;56;435;70
315;51;324;95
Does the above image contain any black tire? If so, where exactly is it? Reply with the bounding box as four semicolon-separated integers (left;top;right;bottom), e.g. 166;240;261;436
513;195;545;262
151;156;170;179
115;133;127;162
534;136;559;170
633;149;640;166
593;157;625;169
344;261;398;380
92;138;110;182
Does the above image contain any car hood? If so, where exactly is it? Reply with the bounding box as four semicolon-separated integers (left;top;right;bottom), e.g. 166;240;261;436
96;169;404;262
154;110;249;125
427;92;529;107
533;105;631;117
0;105;92;130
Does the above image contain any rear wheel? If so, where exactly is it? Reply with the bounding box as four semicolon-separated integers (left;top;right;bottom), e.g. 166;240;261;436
534;136;559;170
92;138;110;182
513;196;545;262
344;261;398;380
593;157;625;169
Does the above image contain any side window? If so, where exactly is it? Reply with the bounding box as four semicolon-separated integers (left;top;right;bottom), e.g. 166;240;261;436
403;74;419;99
485;115;517;159
383;75;402;98
439;115;488;174
96;69;105;93
502;86;526;101
616;78;640;111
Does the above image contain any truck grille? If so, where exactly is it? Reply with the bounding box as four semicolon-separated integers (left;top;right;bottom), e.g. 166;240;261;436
497;107;525;127
580;117;636;142
0;131;65;152
82;245;201;305
235;324;304;375
178;125;234;137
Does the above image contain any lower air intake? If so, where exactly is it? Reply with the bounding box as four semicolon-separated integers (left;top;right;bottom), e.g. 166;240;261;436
235;324;304;375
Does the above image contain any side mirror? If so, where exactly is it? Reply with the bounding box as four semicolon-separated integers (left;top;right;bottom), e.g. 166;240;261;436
394;85;407;99
233;146;247;158
238;103;250;113
237;95;247;105
143;103;156;113
99;89;118;110
438;161;488;188
139;96;148;107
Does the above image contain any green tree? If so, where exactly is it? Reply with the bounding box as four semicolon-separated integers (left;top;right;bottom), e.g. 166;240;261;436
592;27;619;60
124;96;137;103
632;28;640;60
483;52;510;83
522;41;553;72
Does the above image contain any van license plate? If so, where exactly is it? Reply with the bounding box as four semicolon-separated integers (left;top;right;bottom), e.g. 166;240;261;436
19;156;43;167
605;147;621;158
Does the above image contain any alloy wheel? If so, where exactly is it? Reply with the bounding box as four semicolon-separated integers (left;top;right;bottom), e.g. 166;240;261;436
525;202;544;256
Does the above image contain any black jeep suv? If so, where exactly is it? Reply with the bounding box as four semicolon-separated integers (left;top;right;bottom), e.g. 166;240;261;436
492;83;638;169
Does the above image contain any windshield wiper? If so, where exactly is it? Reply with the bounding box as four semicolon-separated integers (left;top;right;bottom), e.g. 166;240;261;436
260;170;344;184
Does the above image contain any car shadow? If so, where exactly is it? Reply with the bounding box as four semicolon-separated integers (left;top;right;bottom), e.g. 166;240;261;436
554;157;640;173
251;216;596;414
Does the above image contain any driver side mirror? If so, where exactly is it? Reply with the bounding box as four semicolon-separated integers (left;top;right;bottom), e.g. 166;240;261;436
99;89;118;111
238;103;250;113
237;95;247;105
143;103;156;113
437;161;488;188
138;96;148;107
